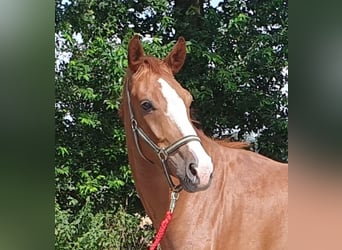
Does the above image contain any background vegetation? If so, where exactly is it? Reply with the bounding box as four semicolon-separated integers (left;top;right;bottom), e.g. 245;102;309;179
55;0;288;248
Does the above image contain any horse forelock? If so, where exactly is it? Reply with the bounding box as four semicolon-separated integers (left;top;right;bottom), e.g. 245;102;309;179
134;56;172;79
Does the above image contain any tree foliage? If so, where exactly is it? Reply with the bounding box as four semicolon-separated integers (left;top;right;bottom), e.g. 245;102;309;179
55;0;287;248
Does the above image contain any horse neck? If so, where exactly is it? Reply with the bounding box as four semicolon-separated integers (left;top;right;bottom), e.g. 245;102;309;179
129;153;171;226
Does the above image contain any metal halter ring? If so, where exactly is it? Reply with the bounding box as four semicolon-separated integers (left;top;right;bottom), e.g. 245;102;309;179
131;118;138;131
158;150;168;161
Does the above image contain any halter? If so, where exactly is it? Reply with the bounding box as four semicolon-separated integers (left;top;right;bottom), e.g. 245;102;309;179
125;79;201;192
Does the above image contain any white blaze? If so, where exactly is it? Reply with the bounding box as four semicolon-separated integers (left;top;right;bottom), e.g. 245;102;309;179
157;78;213;176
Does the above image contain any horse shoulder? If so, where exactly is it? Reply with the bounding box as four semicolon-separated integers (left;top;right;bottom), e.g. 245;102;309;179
210;147;288;249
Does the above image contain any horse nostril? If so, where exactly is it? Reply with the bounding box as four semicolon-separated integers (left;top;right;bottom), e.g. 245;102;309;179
210;172;214;179
189;163;198;176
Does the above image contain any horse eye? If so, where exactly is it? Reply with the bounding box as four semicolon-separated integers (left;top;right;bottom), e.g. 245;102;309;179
141;100;154;112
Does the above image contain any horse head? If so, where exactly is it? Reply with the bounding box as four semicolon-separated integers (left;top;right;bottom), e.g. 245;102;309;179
123;35;213;192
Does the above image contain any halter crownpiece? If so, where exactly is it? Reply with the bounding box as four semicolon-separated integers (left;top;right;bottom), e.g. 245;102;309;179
125;79;201;192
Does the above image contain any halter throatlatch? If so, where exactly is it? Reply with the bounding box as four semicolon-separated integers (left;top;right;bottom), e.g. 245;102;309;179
126;80;201;192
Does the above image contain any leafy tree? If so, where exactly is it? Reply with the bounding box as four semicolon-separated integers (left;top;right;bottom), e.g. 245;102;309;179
172;0;288;161
55;0;287;248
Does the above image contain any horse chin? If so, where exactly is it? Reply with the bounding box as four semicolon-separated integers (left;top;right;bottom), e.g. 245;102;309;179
180;176;212;193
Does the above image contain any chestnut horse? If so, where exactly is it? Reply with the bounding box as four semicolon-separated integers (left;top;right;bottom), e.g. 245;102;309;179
120;35;288;249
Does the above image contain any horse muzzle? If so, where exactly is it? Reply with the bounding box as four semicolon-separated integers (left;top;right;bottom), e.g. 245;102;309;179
168;142;214;192
182;161;214;193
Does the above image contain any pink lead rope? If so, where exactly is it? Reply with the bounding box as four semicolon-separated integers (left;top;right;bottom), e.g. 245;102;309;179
149;191;180;250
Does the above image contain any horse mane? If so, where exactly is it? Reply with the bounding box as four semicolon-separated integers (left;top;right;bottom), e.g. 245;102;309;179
214;138;251;149
191;109;250;150
194;126;251;150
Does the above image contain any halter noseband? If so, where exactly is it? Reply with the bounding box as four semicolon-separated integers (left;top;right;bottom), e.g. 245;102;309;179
126;80;201;193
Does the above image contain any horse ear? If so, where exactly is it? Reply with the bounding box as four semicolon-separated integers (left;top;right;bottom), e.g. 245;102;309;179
164;36;186;74
128;35;145;72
